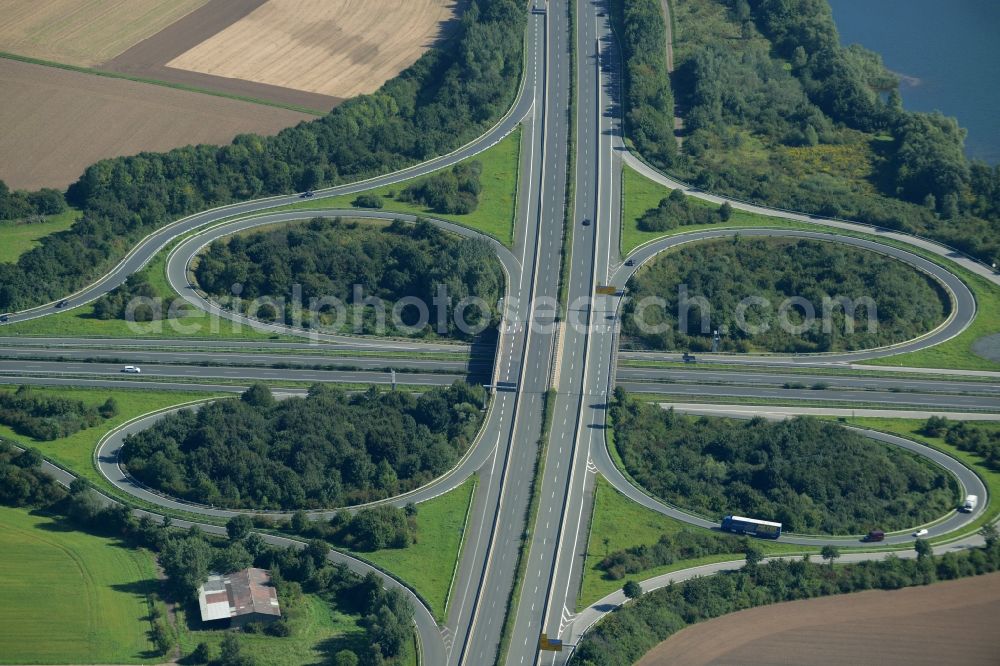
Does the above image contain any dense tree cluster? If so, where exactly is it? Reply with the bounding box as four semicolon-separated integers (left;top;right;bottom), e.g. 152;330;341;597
636;189;731;231
93;272;162;321
615;0;677;168
399;161;482;214
622;237;947;353
611;390;955;534
0;180;66;221
194;217;502;338
922;417;1000;471
0;386;117;440
599;528;749;580
571;541;1000;665
0;440;67;506
121;383;486;510
277;504;418;553
624;0;1000;266
352;194;384;209
0;0;525;312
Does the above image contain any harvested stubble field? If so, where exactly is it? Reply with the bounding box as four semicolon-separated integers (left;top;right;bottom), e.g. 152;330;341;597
636;572;1000;666
167;0;460;99
0;0;209;66
0;58;311;190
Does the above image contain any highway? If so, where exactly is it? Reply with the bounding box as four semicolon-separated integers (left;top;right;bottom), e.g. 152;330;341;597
0;346;486;373
164;209;521;345
616;366;1000;395
2;1;999;665
609;228;978;364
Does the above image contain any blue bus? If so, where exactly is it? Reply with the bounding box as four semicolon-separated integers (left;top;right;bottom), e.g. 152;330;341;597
721;515;782;539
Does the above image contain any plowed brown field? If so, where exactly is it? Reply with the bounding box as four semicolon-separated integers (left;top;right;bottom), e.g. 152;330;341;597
166;0;459;99
0;0;209;66
0;59;311;191
637;572;1000;666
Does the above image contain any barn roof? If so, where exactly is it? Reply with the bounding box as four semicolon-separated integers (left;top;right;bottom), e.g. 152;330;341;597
197;567;280;622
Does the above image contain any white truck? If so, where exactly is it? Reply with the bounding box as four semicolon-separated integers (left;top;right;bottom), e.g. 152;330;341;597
961;494;978;512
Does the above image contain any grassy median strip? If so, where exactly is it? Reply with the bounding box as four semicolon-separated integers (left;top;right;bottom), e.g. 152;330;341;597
557;0;578;320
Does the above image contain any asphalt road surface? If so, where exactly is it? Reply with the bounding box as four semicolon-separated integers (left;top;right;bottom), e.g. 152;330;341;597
2;1;998;664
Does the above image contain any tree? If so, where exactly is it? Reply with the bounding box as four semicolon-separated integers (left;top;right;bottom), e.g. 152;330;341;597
980;522;999;549
744;542;764;568
241;383;275;409
160;536;214;600
914;538;932;560
718;201;733;221
305;538;331;567
99;397;119;418
820;545;840;567
13;447;42;469
218;633;257;666
333;650;359;666
291;510;309;533
190;642;212;664
226;514;254;541
213;542;253;573
622;580;642;599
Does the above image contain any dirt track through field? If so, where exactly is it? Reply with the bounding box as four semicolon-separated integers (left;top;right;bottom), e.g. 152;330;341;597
101;0;341;112
637;572;1000;666
165;0;459;99
0;59;311;191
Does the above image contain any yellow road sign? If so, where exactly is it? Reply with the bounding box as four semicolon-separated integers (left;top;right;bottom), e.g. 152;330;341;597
538;633;563;652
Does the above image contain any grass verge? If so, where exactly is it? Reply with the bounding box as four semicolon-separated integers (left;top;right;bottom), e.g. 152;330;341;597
578;476;811;609
620;165;816;255
0;207;82;264
0;505;158;664
0;385;225;490
360;475;478;623
865;262;1000;372
276;128;522;248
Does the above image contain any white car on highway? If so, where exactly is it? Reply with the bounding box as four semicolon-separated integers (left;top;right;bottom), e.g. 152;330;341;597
121;366;142;374
913;528;928;537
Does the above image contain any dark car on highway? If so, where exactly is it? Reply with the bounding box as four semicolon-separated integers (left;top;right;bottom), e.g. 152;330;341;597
300;190;315;198
581;218;590;226
0;315;8;323
56;300;68;308
863;529;885;542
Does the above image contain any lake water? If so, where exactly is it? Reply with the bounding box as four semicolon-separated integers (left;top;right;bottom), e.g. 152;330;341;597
827;0;1000;164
